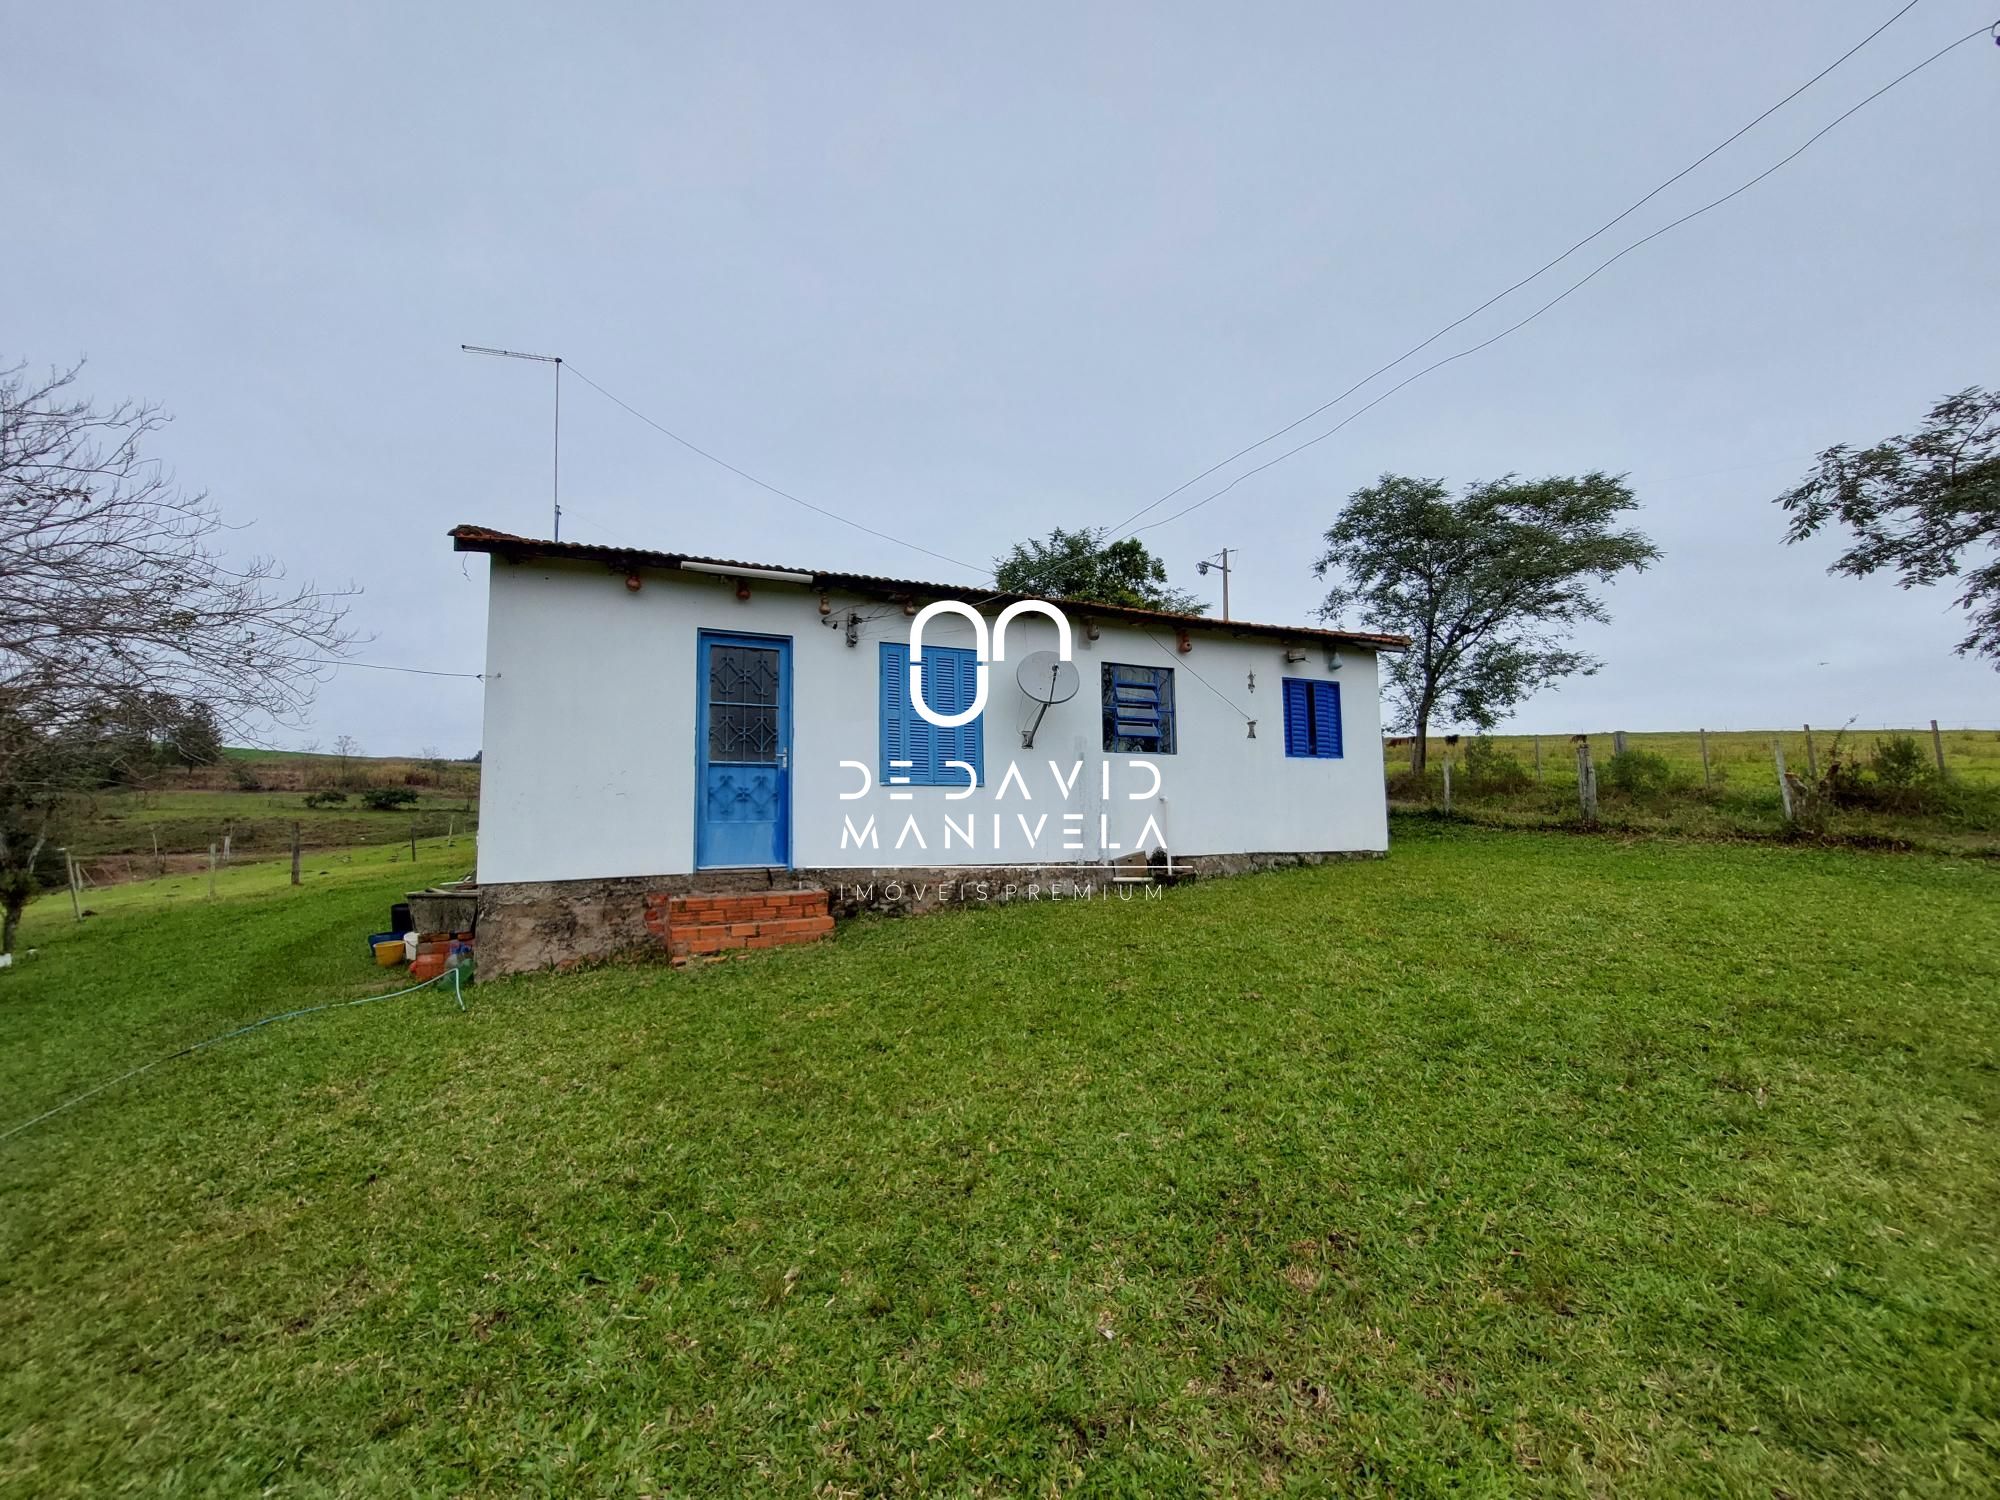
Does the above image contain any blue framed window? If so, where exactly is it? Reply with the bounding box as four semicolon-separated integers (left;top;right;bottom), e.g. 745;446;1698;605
880;642;984;786
1282;678;1343;758
1102;663;1176;754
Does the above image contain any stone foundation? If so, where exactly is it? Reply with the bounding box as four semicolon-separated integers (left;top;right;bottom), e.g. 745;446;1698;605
476;849;1383;977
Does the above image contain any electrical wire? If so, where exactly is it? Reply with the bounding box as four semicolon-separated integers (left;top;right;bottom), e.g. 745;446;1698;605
1140;630;1256;724
563;364;986;576
1104;0;1937;540
304;658;483;680
1126;18;1997;540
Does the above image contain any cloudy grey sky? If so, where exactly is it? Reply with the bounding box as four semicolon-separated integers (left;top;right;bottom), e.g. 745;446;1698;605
6;1;1995;754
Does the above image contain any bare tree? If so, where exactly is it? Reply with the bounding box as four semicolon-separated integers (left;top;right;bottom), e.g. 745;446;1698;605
333;734;362;783
0;360;356;949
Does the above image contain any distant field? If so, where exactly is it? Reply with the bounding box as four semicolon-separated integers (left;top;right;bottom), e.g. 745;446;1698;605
1391;726;2000;788
42;835;475;927
69;787;479;869
58;747;480;874
1386;726;2000;853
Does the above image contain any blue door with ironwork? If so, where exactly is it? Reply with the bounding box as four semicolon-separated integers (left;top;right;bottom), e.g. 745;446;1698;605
695;631;792;868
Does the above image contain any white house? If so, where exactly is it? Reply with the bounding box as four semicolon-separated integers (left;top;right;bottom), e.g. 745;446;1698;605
453;525;1406;973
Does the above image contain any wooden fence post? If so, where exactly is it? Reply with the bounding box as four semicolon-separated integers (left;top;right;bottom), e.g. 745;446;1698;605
1699;728;1712;792
290;822;302;887
1442;754;1453;814
1576;740;1598;821
1931;719;1947;778
1773;739;1794;823
409;823;418;862
67;855;82;922
1612;731;1628;756
151;827;163;877
1532;736;1542;782
1803;724;1817;781
207;843;218;900
221;833;232;865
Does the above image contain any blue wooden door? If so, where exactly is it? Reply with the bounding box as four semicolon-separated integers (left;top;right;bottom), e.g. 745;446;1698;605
695;632;792;868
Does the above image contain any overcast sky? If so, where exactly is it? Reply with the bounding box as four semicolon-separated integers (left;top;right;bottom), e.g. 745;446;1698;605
6;1;1996;754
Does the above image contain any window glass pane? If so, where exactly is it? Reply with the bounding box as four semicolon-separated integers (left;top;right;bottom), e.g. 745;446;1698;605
709;645;779;706
707;646;780;761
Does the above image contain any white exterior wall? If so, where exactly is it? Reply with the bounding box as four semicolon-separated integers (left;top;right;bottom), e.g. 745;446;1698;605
475;557;1388;885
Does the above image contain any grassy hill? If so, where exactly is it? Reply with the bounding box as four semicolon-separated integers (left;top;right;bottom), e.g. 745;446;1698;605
60;749;480;876
3;820;1996;1494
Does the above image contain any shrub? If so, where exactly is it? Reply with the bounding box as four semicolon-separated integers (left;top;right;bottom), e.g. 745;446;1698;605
1601;748;1672;798
1869;734;1930;791
1459;736;1532;793
302;789;349;809
361;787;418;811
227;759;262;791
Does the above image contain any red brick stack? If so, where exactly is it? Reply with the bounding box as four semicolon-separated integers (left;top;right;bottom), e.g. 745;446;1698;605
408;930;475;982
643;889;833;965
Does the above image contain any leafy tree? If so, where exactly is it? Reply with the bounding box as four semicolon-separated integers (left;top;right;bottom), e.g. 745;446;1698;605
1314;473;1660;771
1776;386;2000;663
993;527;1206;614
0;360;351;948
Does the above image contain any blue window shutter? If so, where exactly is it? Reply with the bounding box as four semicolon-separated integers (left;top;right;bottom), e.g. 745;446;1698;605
880;644;909;778
880;642;982;785
1283;679;1311;756
1311;681;1342;758
957;648;984;783
907;652;937;781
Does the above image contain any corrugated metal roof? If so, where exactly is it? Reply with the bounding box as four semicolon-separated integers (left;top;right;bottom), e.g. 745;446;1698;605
449;524;1409;651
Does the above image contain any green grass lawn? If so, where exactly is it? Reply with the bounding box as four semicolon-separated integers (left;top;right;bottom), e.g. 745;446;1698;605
3;824;1997;1495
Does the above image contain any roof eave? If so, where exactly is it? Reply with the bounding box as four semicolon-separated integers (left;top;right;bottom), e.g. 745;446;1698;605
449;524;1410;652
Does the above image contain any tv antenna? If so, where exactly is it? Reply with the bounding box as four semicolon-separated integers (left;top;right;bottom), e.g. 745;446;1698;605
1196;546;1235;620
1015;650;1080;748
462;344;563;540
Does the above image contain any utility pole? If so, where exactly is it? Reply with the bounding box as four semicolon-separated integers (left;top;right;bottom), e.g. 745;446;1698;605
1197;547;1235;621
462;344;563;540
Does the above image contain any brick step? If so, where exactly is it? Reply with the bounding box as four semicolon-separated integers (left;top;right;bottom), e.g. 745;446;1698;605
642;888;833;963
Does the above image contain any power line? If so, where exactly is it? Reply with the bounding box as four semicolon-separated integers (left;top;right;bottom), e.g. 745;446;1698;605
306;658;483;681
1105;0;1934;540
562;364;985;576
1127;18;1996;540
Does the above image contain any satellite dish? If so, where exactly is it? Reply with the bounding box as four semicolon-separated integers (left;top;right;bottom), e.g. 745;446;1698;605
1016;650;1080;705
1015;650;1080;747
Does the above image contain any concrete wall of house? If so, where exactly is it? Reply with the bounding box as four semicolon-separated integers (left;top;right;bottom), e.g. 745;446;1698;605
475;556;1388;885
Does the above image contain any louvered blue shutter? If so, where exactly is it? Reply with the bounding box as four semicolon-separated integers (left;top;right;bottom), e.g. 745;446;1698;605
906;648;937;783
1311;681;1342;758
882;643;982;784
880;644;910;780
955;648;984;783
1283;679;1311;756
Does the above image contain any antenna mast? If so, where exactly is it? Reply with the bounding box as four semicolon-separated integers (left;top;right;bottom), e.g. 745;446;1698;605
462;344;563;540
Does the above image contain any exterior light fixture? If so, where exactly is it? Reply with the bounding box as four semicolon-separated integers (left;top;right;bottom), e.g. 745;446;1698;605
818;594;832;615
736;581;752;601
624;574;642;592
